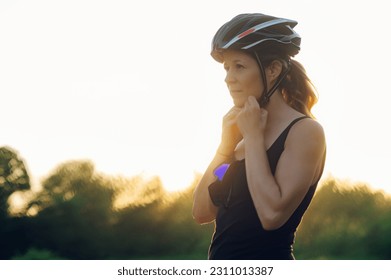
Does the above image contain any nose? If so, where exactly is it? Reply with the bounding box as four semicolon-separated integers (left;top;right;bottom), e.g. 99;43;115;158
224;69;236;85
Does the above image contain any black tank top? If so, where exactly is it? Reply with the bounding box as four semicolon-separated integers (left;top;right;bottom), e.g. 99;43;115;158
208;116;324;260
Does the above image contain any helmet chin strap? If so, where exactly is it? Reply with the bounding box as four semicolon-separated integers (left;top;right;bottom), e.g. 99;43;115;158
253;52;291;107
253;52;268;107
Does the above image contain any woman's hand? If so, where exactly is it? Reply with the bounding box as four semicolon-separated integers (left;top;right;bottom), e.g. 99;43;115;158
218;106;243;157
237;96;268;139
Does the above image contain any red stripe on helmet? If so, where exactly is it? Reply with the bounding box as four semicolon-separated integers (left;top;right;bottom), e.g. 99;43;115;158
238;28;255;38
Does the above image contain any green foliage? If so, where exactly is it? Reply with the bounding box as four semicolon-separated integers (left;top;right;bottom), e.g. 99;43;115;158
0;146;30;219
3;159;212;259
2;149;391;260
295;177;391;259
12;247;63;260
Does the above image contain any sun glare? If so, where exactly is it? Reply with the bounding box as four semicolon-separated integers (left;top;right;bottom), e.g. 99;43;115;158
159;171;196;193
2;0;391;197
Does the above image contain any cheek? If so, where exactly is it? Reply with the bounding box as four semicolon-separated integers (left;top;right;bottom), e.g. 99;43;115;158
248;75;263;97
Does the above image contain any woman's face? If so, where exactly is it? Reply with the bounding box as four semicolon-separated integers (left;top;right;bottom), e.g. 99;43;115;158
222;50;263;107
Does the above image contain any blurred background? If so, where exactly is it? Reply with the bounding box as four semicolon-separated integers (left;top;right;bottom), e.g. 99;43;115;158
1;150;391;259
1;0;391;259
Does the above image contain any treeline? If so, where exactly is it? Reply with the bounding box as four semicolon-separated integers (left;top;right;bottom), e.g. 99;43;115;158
1;146;391;259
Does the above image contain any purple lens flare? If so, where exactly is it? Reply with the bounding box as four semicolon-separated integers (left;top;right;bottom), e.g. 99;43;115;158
214;163;230;181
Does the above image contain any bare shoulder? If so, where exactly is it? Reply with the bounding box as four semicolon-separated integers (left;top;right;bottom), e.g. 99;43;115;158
286;118;326;151
294;118;325;137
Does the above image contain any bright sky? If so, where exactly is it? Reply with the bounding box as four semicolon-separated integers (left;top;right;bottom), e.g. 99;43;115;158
1;0;390;194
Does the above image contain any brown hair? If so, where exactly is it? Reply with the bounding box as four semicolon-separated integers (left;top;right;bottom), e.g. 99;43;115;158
280;59;318;119
257;53;318;119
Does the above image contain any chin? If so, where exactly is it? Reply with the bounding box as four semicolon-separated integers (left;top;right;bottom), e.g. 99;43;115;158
232;95;260;107
232;98;245;108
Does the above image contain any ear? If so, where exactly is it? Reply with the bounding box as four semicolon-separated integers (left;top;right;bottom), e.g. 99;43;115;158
266;60;283;85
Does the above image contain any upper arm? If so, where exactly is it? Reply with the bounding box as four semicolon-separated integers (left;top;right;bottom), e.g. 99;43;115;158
273;119;326;224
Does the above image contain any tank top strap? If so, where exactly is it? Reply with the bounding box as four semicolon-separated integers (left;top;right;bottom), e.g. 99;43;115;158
278;116;310;145
267;116;310;175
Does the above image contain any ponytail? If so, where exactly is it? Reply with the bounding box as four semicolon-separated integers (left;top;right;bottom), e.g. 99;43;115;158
255;52;318;118
279;59;318;119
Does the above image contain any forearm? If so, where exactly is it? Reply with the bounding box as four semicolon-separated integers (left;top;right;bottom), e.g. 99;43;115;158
244;134;283;226
193;105;242;224
192;150;231;224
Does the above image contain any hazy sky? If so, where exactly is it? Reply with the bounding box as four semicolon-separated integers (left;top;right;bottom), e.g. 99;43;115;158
1;0;390;193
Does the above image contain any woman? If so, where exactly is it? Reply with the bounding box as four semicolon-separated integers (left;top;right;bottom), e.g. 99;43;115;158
192;13;326;260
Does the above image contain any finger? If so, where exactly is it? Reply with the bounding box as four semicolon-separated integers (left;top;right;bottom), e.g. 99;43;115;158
228;106;241;115
242;98;249;113
260;108;268;118
247;95;256;104
248;95;260;108
225;109;240;122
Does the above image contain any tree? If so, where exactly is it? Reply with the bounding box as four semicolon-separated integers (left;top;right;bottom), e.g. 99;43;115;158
26;160;117;259
0;146;31;218
0;146;31;259
295;177;391;259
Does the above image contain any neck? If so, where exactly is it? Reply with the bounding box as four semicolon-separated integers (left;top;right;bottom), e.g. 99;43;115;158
264;90;300;124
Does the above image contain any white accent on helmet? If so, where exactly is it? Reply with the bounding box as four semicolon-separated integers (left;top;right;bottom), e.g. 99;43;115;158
243;32;300;50
222;18;294;49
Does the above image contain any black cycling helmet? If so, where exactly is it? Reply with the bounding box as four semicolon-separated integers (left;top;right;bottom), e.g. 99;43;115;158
211;13;301;106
